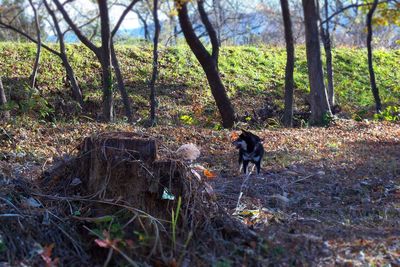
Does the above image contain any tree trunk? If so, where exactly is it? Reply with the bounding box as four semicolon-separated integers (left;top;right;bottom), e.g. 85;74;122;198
366;0;382;113
44;0;84;107
149;0;160;126
197;0;220;64
135;11;150;41
111;44;133;122
302;0;331;125
0;77;10;121
144;20;150;41
280;0;295;127
28;0;41;90
176;1;235;128
320;0;335;108
61;55;84;108
98;0;114;122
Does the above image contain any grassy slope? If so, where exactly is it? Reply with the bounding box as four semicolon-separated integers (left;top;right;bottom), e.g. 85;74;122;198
0;42;399;125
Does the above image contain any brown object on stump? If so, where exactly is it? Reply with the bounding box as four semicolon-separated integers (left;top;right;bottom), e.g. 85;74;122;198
77;132;186;220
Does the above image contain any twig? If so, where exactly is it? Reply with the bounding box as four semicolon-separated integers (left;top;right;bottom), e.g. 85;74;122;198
103;248;113;267
0;197;24;215
288;174;314;186
51;218;85;257
31;192;168;224
0;214;25;218
234;172;251;214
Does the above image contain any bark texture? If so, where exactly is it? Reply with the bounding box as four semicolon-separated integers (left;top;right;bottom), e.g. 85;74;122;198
28;0;41;90
302;0;332;125
44;0;84;107
366;0;382;113
280;0;295;127
0;77;10;120
98;0;114;122
176;1;235;128
149;0;161;125
320;0;335;108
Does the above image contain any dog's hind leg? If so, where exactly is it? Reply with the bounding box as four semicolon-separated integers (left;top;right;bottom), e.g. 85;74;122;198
243;160;249;174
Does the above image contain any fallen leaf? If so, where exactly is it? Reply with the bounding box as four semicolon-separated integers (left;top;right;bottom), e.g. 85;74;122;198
230;132;239;141
95;239;111;248
40;244;59;267
94;230;119;248
203;169;217;179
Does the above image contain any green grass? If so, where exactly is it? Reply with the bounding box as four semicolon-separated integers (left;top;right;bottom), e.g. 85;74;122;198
0;42;399;124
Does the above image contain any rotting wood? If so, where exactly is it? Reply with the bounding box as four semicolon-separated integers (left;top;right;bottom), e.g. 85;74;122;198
76;132;187;220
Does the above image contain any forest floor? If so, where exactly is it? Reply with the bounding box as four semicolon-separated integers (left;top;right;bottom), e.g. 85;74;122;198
0;118;399;266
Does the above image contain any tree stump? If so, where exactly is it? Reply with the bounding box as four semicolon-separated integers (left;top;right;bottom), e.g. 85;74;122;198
76;132;187;220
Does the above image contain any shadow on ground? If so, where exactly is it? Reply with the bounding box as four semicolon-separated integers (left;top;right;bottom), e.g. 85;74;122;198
212;138;400;265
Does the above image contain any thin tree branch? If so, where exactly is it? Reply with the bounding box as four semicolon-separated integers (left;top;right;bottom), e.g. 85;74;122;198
197;0;220;62
112;0;141;37
0;22;60;56
52;0;99;54
321;0;392;25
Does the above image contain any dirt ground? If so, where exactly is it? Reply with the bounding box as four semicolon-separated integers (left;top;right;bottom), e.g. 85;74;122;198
0;119;399;265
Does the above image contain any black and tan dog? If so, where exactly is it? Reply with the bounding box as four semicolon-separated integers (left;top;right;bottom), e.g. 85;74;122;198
232;130;264;174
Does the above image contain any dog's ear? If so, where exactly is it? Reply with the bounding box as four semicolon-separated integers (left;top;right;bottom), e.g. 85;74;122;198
241;129;249;135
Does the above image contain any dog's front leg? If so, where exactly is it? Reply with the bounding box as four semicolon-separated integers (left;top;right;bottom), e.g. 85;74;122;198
255;161;261;174
238;150;244;173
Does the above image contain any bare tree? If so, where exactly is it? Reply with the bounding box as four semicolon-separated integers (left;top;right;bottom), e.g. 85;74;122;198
0;16;85;107
319;0;335;108
53;0;138;122
175;0;235;128
162;0;178;45
111;0;141;122
28;0;41;90
148;0;160;125
43;0;84;107
0;77;10;121
197;0;220;64
53;0;114;120
366;0;382;113
302;0;331;125
280;0;295;127
133;1;152;41
0;0;39;41
97;0;113;121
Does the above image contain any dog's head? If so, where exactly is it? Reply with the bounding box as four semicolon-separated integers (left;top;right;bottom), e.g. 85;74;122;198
232;130;254;150
232;129;263;151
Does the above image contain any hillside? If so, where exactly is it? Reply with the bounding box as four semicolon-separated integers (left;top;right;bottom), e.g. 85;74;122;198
0;43;399;126
0;43;399;265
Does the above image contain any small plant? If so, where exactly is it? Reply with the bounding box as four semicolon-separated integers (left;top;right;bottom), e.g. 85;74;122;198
214;259;232;267
0;235;6;253
374;106;400;122
180;114;195;125
16;85;54;119
171;196;182;251
213;122;222;130
322;111;335;126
